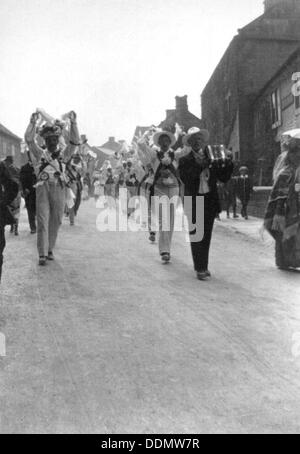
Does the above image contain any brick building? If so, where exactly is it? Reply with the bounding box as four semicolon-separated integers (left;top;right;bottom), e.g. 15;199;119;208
0;123;23;167
131;95;203;147
253;47;300;185
159;95;203;133
201;0;300;181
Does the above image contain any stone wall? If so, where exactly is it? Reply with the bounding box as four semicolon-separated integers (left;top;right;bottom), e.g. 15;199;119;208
253;51;300;185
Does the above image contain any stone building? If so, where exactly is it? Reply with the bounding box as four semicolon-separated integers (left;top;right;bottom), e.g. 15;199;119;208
201;0;300;181
0;123;23;167
159;95;203;133
253;47;300;184
131;95;203;147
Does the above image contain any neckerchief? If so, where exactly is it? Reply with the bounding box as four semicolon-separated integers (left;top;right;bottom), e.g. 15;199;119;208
153;149;178;187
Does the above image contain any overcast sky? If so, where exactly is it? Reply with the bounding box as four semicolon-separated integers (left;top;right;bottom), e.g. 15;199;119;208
0;0;264;145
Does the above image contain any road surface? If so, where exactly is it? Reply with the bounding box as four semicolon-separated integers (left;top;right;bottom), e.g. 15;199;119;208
0;199;300;434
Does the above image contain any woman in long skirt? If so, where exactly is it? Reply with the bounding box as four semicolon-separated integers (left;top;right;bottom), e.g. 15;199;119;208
264;130;300;270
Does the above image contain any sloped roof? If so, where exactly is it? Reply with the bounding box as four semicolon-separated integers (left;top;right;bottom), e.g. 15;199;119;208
202;3;300;96
254;45;300;102
239;1;300;40
0;123;22;142
159;109;203;132
98;138;122;154
90;146;109;167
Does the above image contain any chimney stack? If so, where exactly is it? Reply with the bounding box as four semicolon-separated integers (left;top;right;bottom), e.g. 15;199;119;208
166;109;175;116
175;95;188;113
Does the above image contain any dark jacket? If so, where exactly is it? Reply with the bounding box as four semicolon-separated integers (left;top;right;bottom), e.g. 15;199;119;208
0;163;19;227
4;162;20;187
235;175;253;203
178;151;234;213
20;162;37;195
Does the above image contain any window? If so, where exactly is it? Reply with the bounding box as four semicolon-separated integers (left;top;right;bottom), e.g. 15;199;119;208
11;144;15;156
292;71;300;112
270;88;281;128
254;110;261;138
225;90;231;114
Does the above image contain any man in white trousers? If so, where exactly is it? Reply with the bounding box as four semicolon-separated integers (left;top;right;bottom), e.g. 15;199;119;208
25;111;80;265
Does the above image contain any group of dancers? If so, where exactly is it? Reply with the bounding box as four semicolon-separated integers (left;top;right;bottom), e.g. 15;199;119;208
1;111;300;283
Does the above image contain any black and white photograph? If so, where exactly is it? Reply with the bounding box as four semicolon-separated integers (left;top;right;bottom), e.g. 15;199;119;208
0;0;300;436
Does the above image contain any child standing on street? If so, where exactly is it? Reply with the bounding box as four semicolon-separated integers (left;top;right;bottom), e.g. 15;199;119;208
235;166;253;220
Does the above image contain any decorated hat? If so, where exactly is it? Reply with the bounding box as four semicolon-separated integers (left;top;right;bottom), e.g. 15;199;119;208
183;127;209;145
152;130;176;148
39;122;63;139
282;129;300;140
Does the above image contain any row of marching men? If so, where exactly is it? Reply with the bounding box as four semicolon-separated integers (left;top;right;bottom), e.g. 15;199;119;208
90;157;143;201
79;124;237;281
89;154;148;220
134;126;235;280
135;125;300;277
2;114;299;281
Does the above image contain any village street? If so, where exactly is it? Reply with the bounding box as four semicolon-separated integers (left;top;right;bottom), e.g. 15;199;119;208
0;200;300;434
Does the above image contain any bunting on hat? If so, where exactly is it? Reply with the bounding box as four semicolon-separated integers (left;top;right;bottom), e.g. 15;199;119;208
39;122;63;139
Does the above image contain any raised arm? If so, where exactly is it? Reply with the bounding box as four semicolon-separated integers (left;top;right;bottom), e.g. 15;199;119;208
137;138;157;167
24;113;44;164
174;145;191;161
63;111;81;161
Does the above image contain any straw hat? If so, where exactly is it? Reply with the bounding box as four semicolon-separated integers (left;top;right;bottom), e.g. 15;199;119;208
282;129;300;139
152;130;176;148
39;122;63;139
183;127;209;145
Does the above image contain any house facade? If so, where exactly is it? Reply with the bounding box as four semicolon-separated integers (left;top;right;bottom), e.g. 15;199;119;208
159;95;203;133
0;123;23;167
201;0;300;181
253;47;300;184
131;95;203;148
